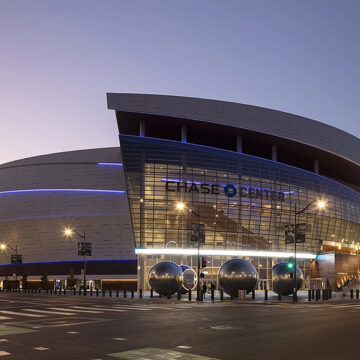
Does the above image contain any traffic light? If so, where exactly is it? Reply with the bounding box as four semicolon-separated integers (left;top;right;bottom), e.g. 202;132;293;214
201;256;208;269
287;257;295;270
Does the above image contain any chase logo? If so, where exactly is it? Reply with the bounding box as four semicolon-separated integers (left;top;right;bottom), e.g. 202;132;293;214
223;184;237;197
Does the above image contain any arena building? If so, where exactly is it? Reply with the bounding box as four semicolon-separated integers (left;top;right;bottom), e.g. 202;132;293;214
0;93;359;291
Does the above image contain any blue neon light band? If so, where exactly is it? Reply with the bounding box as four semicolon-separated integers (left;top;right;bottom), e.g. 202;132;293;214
97;163;123;167
0;189;126;195
0;259;136;267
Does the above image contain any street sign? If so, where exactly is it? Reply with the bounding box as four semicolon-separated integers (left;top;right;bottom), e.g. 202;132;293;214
191;223;205;243
285;223;306;244
78;242;92;256
10;254;22;264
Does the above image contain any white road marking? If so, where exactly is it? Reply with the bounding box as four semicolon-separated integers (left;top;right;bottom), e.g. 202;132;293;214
177;345;192;349
0;317;12;321
0;351;10;356
0;310;45;318
111;305;151;311
33;347;49;351
113;337;127;341
0;340;8;342
23;309;76;316
67;331;79;334
71;306;126;312
49;307;103;314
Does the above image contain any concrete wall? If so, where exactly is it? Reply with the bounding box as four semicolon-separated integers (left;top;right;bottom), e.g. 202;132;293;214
107;93;360;166
0;148;135;268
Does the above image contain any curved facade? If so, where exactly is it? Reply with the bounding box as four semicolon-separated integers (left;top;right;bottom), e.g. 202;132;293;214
0;93;359;291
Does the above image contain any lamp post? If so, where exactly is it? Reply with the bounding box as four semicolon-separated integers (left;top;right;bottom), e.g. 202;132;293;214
176;202;202;301
0;243;19;289
292;199;326;302
64;228;87;293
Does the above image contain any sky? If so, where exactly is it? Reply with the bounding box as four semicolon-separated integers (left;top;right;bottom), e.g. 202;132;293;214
0;0;359;164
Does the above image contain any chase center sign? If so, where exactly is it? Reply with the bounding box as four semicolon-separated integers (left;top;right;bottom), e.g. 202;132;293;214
165;180;285;202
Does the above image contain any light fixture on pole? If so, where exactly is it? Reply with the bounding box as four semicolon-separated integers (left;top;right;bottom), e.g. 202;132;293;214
176;201;203;301
64;227;89;294
0;243;20;289
293;199;327;302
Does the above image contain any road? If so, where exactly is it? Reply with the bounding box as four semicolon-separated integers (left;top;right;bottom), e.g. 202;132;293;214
0;293;357;359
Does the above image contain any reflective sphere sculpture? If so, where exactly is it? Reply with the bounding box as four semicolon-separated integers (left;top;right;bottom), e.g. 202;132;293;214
272;262;303;296
180;265;197;291
218;259;259;296
148;261;183;296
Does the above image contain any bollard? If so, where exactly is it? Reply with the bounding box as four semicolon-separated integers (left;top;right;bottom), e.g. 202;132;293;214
123;290;127;298
84;288;87;296
230;294;234;300
59;288;61;295
90;288;93;296
351;289;354;299
278;293;282;301
55;288;57;295
328;289;332;299
188;290;192;301
316;289;320;301
109;289;112;297
252;289;255;300
211;289;214;302
356;289;359;299
322;290;325;301
78;288;81;296
131;290;134;299
103;289;105;297
139;288;143;299
220;289;224;301
96;288;99;297
311;289;315;300
116;289;119;298
177;291;181;301
265;289;268;301
150;289;153;298
50;289;53;295
64;288;66;296
308;290;311;301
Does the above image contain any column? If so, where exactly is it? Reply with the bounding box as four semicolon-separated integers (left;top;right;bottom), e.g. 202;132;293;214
272;145;277;161
181;125;187;143
237;135;243;153
139;120;146;137
314;158;319;174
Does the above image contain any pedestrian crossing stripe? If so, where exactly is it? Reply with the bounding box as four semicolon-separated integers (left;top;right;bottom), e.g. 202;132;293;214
48;307;103;314
23;309;76;316
0;310;45;318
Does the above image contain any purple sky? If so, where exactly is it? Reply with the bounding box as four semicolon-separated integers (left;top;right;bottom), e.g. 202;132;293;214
0;0;359;164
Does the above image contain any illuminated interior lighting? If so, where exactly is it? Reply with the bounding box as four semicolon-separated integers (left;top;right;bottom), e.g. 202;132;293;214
97;163;123;167
135;248;316;259
0;189;126;195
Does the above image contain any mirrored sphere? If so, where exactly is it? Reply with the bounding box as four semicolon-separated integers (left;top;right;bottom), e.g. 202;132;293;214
218;259;259;296
272;262;303;296
148;261;183;296
180;265;197;291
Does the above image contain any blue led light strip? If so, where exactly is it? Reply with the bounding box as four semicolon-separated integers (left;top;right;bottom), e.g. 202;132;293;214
0;189;126;195
97;162;123;167
0;259;136;266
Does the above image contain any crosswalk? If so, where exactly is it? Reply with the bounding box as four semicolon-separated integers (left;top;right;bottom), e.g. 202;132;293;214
0;301;212;323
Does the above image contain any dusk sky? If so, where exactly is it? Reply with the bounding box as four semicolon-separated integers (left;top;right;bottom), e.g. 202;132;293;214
0;0;359;164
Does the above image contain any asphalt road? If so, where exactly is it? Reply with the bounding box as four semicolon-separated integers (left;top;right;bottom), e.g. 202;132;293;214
0;293;358;359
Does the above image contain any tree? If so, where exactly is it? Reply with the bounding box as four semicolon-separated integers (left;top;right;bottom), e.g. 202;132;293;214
40;273;50;290
66;269;77;289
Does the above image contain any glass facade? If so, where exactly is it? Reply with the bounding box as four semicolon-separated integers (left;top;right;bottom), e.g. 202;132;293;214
120;135;360;289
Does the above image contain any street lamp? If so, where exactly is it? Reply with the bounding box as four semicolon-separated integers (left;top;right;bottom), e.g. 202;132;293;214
293;199;327;302
64;227;87;293
176;201;203;301
0;243;19;289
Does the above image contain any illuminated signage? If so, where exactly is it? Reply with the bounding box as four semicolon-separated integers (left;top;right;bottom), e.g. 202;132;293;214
165;181;285;201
